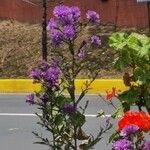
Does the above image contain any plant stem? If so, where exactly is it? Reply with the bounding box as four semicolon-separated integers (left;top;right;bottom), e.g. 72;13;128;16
69;41;78;150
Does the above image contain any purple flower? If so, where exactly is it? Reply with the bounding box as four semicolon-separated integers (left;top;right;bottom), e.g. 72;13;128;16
50;30;63;47
78;49;86;58
43;66;60;86
29;68;41;80
62;104;76;115
141;141;150;150
53;5;73;26
63;25;76;40
47;18;58;31
70;6;80;23
39;93;48;103
53;5;80;26
112;139;133;150
53;5;70;18
90;35;101;47
120;125;139;137
86;10;100;24
40;60;49;72
26;93;35;105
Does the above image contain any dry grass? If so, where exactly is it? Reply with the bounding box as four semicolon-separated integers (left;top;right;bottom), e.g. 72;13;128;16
0;20;42;78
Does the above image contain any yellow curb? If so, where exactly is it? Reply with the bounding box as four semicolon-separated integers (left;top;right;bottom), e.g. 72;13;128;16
0;79;127;94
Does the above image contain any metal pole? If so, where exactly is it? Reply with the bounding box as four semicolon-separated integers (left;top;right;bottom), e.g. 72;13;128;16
42;0;47;61
114;0;119;31
147;1;150;31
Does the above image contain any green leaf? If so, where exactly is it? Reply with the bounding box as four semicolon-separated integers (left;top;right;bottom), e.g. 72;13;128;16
56;95;72;107
128;33;150;61
113;50;131;70
72;112;86;127
127;33;141;52
118;88;140;105
108;131;119;143
54;114;64;126
133;67;143;81
109;33;128;50
138;45;150;61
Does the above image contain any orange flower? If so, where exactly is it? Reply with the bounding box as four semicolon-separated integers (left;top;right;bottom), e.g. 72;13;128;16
106;87;116;101
118;111;150;132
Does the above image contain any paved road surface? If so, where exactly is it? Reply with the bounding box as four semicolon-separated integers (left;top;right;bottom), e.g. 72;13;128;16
0;94;137;150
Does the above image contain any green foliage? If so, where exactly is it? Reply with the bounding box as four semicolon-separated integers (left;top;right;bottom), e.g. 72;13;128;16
108;131;119;143
72;112;86;127
113;50;131;70
109;32;150;70
118;87;140;105
109;32;150;113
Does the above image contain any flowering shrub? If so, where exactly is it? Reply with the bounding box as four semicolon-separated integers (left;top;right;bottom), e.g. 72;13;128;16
110;111;150;150
108;32;150;149
26;5;112;150
109;32;150;114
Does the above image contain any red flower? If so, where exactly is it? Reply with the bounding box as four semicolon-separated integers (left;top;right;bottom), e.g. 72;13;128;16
106;87;116;101
118;111;150;132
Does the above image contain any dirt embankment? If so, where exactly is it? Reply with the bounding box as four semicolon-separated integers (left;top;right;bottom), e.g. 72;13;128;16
0;20;149;78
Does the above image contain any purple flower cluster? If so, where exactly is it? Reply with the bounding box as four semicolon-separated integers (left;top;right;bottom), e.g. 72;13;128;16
48;5;81;46
86;10;100;24
63;25;76;40
141;141;150;150
47;18;58;31
53;5;80;26
47;5;101;47
27;61;60;105
40;60;49;72
43;66;60;87
29;61;60;87
62;104;76;116
112;139;133;150
111;125;141;150
50;30;63;46
120;125;139;137
26;93;35;105
29;68;41;80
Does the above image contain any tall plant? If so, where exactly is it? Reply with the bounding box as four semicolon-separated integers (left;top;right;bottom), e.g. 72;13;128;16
26;5;112;150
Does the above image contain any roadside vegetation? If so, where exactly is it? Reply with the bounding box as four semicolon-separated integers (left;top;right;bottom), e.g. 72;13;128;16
0;20;149;78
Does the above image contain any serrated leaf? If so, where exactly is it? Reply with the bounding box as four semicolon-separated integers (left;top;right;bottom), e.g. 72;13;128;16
109;33;128;50
138;46;150;61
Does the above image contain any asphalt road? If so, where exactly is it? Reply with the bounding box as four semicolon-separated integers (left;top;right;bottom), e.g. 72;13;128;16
0;94;125;150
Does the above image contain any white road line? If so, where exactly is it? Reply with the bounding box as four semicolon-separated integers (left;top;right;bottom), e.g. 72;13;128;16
0;113;112;118
0;113;37;116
